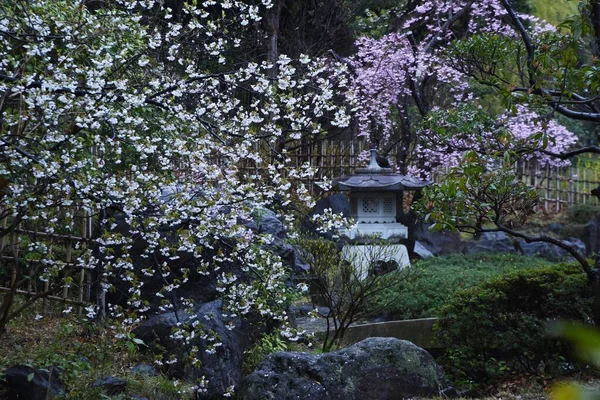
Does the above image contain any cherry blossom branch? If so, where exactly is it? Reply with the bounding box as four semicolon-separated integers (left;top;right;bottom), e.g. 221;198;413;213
422;0;475;54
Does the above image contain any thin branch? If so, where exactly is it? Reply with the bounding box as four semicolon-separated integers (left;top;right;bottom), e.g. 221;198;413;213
539;145;600;159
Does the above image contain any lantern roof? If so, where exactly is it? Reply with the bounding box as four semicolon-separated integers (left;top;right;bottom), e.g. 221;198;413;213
332;149;430;192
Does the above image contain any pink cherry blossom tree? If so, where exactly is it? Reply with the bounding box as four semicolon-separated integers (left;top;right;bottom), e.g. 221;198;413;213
346;0;577;178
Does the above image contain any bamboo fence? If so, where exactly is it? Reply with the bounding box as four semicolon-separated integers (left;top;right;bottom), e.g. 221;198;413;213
0;206;94;315
2;139;599;311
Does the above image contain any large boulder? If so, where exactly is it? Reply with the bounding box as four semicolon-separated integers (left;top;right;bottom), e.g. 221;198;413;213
466;231;517;255
242;337;452;400
92;376;128;395
265;241;310;274
584;215;600;255
106;208;299;313
414;222;465;255
1;365;64;400
106;244;244;313
243;209;286;239
133;300;251;399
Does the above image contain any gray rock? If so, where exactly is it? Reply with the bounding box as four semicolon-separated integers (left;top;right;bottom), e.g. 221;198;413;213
133;300;249;399
518;237;587;262
413;241;434;259
242;337;451;400
92;376;127;395
130;363;158;376
253;209;286;238
467;231;517;255
547;223;563;234
585;216;600;255
269;242;310;273
414;222;465;255
106;207;292;314
2;365;64;400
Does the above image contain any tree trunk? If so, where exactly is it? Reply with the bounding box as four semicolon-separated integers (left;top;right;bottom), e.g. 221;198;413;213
267;0;283;67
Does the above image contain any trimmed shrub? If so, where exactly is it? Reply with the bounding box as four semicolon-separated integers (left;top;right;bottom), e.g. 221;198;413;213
373;253;550;320
435;263;593;382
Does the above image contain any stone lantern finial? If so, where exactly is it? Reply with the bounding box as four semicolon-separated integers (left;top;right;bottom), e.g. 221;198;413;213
368;148;381;171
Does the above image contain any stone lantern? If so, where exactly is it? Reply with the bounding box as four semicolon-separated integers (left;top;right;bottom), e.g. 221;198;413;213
332;149;430;277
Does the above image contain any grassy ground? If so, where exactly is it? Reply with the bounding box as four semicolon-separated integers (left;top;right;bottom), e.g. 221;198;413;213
0;303;189;399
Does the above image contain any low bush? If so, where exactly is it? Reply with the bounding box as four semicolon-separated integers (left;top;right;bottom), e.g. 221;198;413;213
566;204;600;225
559;223;586;240
242;332;288;375
435;263;593;383
373;253;549;320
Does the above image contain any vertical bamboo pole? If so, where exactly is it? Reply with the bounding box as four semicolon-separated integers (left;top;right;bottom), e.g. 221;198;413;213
77;208;87;314
594;168;598;204
577;166;581;204
591;168;598;204
584;167;587;204
0;215;7;255
556;167;560;212
545;165;550;212
569;166;574;207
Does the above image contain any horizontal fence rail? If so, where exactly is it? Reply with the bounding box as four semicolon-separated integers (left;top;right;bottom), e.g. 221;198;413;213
0;206;95;315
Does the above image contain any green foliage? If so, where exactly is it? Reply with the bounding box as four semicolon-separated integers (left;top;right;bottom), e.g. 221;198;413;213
529;0;580;26
566;203;600;224
242;332;288;375
419;152;539;233
550;322;600;400
435;263;592;382
0;314;190;399
373;253;550;320
126;374;191;400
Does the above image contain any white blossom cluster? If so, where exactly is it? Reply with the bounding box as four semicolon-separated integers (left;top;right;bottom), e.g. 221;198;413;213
0;0;352;395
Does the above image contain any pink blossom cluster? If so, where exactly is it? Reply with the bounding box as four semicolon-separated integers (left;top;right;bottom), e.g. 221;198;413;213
347;0;573;177
411;105;578;179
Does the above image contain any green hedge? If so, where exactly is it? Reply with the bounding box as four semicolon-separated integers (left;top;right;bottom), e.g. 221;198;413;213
435;263;593;382
373;253;550;320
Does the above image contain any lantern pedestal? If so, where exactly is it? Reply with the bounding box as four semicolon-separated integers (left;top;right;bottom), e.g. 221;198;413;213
341;244;410;280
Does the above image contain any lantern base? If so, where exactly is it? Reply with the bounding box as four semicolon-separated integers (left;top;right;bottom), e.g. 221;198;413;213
341;244;410;280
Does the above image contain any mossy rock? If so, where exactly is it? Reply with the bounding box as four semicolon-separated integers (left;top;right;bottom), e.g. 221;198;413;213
242;337;452;400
